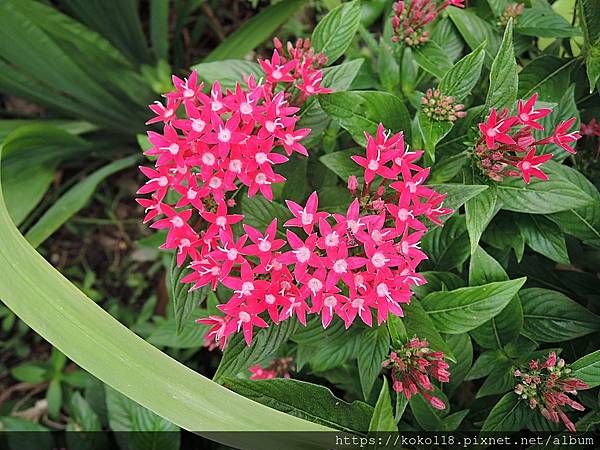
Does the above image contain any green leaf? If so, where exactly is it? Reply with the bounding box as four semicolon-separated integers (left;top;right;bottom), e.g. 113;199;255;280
369;378;397;432
167;253;210;335
438;42;487;101
203;0;307;62
358;326;390;400
412;41;453;79
476;363;514;398
25;154;138;248
150;0;169;61
497;162;596;214
518;56;575;102
387;314;408;347
46;378;62;420
482;213;525;261
319;149;362;183
319;91;411;146
106;386;180;450
517;215;569;265
421;215;470;271
427;184;489;215
447;8;501;65
417;113;453;162
11;362;48;384
484;19;517;112
465;184;498;255
301;328;362;373
223;378;373;434
421;278;527;334
69;391;102;431
468;247;523;349
146;311;208;349
445;334;473;397
579;0;600;91
311;0;361;63
402;302;455;362
571;350;600;389
482;393;531;432
0;148;331;441
408;387;449;431
412;271;464;298
516;1;581;38
1;125;90;226
520;288;600;342
192;60;262;91
241;195;291;235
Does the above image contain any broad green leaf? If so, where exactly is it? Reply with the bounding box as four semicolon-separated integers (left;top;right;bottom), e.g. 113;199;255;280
146;310;208;349
421;278;527;334
301;328;362;373
417;113;453;162
297;59;363;147
0;149;331;443
46;378;62;420
192;60;262;91
516;1;581;38
106;386;179;450
167;253;210;335
311;0;361;63
412;41;452;79
69;392;102;431
484;19;517;112
520;288;600;342
430;17;464;63
387;314;407;347
579;0;600;91
241;195;290;236
319;149;362;183
409;387;449;431
438;42;486;101
571;350;600;389
546;162;600;247
11;363;47;384
412;271;464;298
487;0;508;16
421;215;470;271
517;215;569;264
497;162;596;214
223;378;373;434
447;8;500;65
214;318;297;382
203;0;307;62
358;326;390;400
482;393;531;432
482;212;525;261
25;155;138;248
445;334;473;397
150;0;169;61
426;184;489;215
467;350;510;380
369;378;397;432
518;56;575;102
1;125;91;226
476;363;514;398
469;247;523;349
402;302;455;362
319;91;411;146
465;184;498;255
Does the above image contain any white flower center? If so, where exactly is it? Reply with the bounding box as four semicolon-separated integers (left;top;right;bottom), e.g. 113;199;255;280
368;160;379;171
158;176;168;187
168;143;180;155
202;152;215;166
229;159;242;172
333;259;348;274
307;278;323;293
255;152;268;164
171;216;184;228
218;128;231;143
324;295;337;308
294;246;311;263
324;232;339;247
397;208;411;221
300;211;314;225
258;239;272;252
371;252;388;268
238;311;251;323
215;216;227;227
209;177;222;189
376;283;389;297
240;102;253;115
192;119;206;132
265;294;276;305
255;173;268;184
187;189;197;200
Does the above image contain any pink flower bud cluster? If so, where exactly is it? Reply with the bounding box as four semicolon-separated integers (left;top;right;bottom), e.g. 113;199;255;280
391;0;465;47
421;88;466;122
192;124;450;347
475;93;581;183
499;3;525;26
248;356;294;380
382;337;450;409
513;352;588;433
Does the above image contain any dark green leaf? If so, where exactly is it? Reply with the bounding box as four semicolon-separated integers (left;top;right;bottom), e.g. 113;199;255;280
358;326;390;400
223;378;373;434
447;8;501;65
319;149;362;183
421;215;470;271
192;60;262;91
369;378;397;432
417;113;453;162
402;302;455;362
579;0;600;90
438;42;486;101
517;215;569;264
520;288;600;342
412;41;452;79
571;350;600;389
482;393;531;432
465;184;499;255
518;56;575;102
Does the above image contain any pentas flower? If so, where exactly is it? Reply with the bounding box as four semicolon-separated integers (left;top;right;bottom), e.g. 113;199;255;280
391;0;465;47
474;93;581;183
382;337;450;409
513;352;588;432
248;356;294;380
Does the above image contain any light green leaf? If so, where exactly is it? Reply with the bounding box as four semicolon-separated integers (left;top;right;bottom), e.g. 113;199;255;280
311;0;361;63
465;184;498;255
369;378;397;432
516;1;581;38
421;278;527;334
571;350;600;389
417;113;453;162
484;19;517;112
192;60;262;91
579;0;600;91
412;41;453;79
438;42;486;101
203;0;307;62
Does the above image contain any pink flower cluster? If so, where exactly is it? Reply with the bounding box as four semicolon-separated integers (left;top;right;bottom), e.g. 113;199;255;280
137;39;329;267
391;0;465;47
476;94;581;183
382;337;450;409
248;356;294;380
514;352;588;432
194;124;450;347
